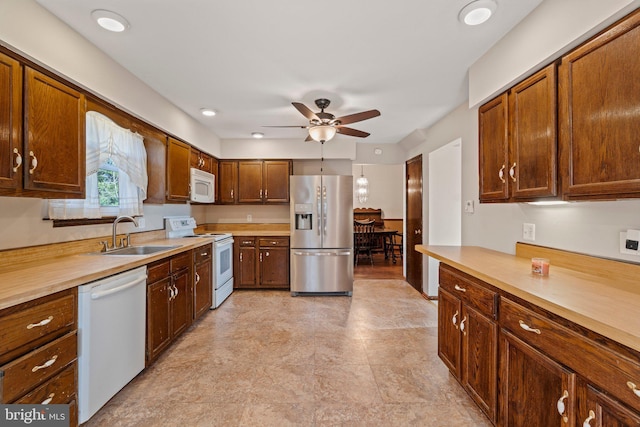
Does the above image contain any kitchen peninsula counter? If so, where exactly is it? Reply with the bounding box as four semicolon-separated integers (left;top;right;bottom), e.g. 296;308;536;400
416;244;640;354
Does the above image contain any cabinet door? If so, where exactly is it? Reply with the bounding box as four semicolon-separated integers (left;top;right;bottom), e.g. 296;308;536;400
137;124;166;204
499;330;576;426
190;147;202;170
0;52;22;191
509;63;558;200
193;260;212;320
259;247;289;288
235;241;257;288
479;93;509;202
263;160;291;203
166;137;190;202
559;11;640;199
462;304;498;423
438;288;462;378
218;160;238;204
238;160;263;203
24;67;85;197
147;277;171;364
579;383;640;427
200;152;213;173
171;267;192;338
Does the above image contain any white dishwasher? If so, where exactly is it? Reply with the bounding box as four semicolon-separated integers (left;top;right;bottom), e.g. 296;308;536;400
78;266;147;424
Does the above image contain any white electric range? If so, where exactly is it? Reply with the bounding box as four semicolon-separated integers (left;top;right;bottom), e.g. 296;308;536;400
165;217;234;308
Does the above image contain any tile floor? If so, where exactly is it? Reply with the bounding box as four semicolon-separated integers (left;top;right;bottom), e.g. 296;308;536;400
86;280;492;426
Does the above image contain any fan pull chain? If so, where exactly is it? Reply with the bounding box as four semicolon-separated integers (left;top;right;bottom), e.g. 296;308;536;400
320;141;324;174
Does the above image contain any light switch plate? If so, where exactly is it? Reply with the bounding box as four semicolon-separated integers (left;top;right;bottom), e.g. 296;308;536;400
523;223;535;241
464;200;474;213
246;214;253;222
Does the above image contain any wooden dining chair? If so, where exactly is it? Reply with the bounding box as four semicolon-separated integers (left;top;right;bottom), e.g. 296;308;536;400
388;232;403;264
354;220;375;266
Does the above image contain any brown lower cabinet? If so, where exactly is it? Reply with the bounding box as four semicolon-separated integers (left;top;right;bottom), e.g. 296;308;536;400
193;244;213;319
146;251;192;365
437;264;640;426
234;236;290;289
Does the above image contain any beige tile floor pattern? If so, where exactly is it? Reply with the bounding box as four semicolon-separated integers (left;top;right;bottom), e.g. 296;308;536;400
86;280;493;427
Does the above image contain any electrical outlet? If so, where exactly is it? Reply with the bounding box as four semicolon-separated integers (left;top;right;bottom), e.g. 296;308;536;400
523;223;536;241
620;231;640;256
464;200;474;213
137;217;146;229
246;214;253;222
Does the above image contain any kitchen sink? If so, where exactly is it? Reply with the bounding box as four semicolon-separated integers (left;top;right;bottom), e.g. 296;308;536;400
98;245;180;256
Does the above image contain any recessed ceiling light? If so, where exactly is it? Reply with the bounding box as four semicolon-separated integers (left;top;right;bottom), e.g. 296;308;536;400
374;148;383;155
251;132;264;139
200;108;216;117
458;0;497;26
91;10;130;32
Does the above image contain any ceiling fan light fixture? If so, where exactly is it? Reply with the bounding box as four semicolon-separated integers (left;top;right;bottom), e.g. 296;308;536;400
91;9;130;32
458;0;497;26
308;125;337;143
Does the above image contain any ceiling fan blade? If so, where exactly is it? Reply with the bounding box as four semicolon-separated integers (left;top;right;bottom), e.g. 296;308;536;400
292;102;320;121
262;125;308;128
305;134;313;142
336;126;370;138
334;109;381;125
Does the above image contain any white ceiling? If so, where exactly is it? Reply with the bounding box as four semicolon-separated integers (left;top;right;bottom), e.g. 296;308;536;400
36;0;542;145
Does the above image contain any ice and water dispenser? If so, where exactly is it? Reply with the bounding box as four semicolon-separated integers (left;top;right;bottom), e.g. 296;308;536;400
294;203;313;230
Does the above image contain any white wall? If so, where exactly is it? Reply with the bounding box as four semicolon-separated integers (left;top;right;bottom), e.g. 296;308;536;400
221;138;356;160
352;164;404;219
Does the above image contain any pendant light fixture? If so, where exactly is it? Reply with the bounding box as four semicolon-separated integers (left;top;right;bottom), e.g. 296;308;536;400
357;165;369;203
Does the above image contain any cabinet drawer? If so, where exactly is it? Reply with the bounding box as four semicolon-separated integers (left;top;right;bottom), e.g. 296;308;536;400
194;244;212;264
238;237;256;247
258;237;289;248
439;265;496;318
0;290;76;363
171;251;191;272
500;298;640;412
1;330;77;403
147;259;170;283
14;362;76;404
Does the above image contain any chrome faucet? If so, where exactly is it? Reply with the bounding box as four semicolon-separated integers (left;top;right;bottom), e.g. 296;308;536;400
101;216;139;252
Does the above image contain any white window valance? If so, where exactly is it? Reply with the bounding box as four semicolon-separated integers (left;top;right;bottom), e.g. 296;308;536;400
48;111;148;219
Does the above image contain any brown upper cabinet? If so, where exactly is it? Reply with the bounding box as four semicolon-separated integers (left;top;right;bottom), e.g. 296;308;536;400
479;63;557;203
190;147;213;173
237;160;292;204
0;57;86;199
166;137;191;202
218;160;238;204
559;10;640;200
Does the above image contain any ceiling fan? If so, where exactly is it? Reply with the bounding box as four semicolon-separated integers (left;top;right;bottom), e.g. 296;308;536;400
266;98;381;142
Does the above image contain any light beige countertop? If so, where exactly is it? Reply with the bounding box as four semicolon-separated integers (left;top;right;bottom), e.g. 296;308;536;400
417;245;640;353
202;223;290;237
0;236;214;311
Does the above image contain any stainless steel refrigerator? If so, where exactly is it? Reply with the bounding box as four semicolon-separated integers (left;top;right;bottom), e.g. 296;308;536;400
290;175;353;295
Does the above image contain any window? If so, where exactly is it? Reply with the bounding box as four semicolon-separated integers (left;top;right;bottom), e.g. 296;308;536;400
48;111;147;220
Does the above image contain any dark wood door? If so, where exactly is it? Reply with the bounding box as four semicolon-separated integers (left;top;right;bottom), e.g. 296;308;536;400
146;277;171;364
0;52;22;191
218;160;237;204
405;154;423;293
263;160;291;203
193;260;212;320
559;10;640;199
260;247;289;288
499;330;576;426
438;288;461;378
24;67;85;197
479;93;509;202
171;267;192;337
462;304;497;423
238;160;263;203
509;63;558;200
235;239;257;288
578;382;640;427
166;137;190;202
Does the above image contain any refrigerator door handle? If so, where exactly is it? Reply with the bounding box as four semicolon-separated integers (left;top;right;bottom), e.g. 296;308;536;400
293;251;352;256
316;186;322;236
322;185;327;236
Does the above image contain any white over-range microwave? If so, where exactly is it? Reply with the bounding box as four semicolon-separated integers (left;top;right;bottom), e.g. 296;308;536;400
190;168;215;203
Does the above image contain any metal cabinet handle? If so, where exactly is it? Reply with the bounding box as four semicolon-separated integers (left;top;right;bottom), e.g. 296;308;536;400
201;252;208;257
29;151;38;174
173;285;178;298
240;253;243;262
271;241;278;245
582;410;595;427
230;189;234;199
509;162;517;182
498;164;506;183
27;316;53;329
627;381;640;398
519;320;541;334
557;390;569;423
265;189;268;198
454;284;467;293
452;310;459;329
460;316;467;335
260;253;263;262
195;272;200;284
41;393;55;405
32;355;58;372
12;148;22;172
168;285;175;300
265;251;270;257
260;189;263;199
